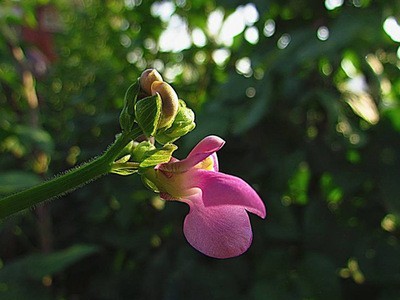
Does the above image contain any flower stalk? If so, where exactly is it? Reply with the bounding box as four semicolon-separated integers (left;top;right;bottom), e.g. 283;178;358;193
0;127;142;219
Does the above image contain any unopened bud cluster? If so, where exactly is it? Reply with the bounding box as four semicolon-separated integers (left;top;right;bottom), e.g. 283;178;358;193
139;69;179;129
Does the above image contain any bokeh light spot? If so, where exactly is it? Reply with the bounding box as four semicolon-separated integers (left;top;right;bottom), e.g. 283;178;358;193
325;0;344;10
277;34;291;49
317;26;329;41
235;57;252;76
244;26;259;44
263;19;275;37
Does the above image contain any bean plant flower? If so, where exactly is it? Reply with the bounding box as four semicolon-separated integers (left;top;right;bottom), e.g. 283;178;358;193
143;135;266;259
0;68;267;260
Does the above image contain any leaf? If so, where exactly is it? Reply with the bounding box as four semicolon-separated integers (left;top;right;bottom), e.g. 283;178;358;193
0;244;99;281
285;162;310;205
0;283;52;300
356;231;400;285
233;76;272;134
13;125;54;154
139;143;178;169
298;253;342;300
0;171;42;195
125;81;140;114
135;94;162;137
120;81;140;131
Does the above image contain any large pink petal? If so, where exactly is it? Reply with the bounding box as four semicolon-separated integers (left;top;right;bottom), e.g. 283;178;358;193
193;169;266;218
183;193;253;259
159;136;224;173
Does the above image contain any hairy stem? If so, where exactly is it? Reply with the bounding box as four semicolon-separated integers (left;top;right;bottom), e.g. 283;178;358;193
0;128;141;219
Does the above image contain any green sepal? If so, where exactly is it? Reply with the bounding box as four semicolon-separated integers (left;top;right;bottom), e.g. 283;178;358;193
139;144;178;169
110;157;139;175
155;100;196;144
141;175;159;193
135;94;162;137
120;140;135;157
131;141;177;170
115;154;131;164
110;167;138;176
119;81;140;131
131;141;155;162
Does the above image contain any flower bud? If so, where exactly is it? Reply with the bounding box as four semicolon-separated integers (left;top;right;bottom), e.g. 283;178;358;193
154;100;195;144
151;81;179;129
139;69;163;95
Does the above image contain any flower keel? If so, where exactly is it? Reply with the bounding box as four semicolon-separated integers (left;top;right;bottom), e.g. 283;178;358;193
184;192;253;259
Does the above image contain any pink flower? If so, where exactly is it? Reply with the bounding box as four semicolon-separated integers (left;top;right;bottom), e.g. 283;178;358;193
145;135;266;259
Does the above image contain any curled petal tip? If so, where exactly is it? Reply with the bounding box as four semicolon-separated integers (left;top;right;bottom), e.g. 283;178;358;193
151;81;179;128
158;135;225;173
139;69;163;95
201;135;225;150
258;204;267;219
188;135;225;158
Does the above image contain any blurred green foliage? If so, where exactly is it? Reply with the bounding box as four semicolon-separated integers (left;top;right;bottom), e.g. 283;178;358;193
1;0;400;299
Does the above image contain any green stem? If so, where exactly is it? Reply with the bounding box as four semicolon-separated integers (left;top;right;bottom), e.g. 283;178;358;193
0;128;142;219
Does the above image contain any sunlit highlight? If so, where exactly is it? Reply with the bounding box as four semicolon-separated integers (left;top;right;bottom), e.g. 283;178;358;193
235;57;252;76
212;49;230;66
340;75;380;125
325;0;344;10
164;63;183;81
159;15;191;52
126;48;143;64
246;87;256;98
341;58;358;78
365;54;383;75
156;4;261;53
214;4;259;47
263;19;275;37
120;34;131;48
383;17;400;42
150;1;175;22
381;214;397;232
192;28;207;47
244;27;259;44
125;0;142;9
207;9;224;37
347;258;365;284
194;51;206;65
317;26;329;41
277;34;291;49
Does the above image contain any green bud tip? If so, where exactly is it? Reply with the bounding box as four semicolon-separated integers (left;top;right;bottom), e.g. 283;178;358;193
139;69;163;95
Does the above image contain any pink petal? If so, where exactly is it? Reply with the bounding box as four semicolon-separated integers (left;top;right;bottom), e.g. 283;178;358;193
209;152;219;172
194;169;266;218
183;193;253;259
187;135;225;161
159;135;224;173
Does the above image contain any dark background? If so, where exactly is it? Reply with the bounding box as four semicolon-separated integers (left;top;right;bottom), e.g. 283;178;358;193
1;0;400;299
